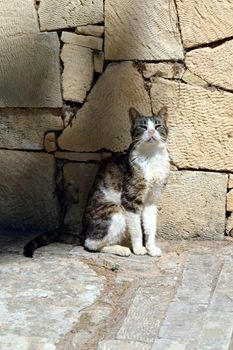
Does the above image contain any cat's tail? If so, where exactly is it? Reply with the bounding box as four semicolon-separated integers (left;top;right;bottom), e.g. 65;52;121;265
23;229;83;258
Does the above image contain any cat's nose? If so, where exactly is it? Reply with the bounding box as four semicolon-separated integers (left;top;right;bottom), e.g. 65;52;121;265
148;129;155;136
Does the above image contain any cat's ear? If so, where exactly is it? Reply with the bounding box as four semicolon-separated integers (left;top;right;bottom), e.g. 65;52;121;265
129;107;141;124
157;106;168;125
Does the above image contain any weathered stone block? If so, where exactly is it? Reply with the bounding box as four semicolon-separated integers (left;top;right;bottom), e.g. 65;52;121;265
102;152;112;160
227;190;233;212
157;171;227;240
186;40;233;91
151;78;233;171
61;44;93;103
182;69;208;88
176;0;233;48
94;52;104;74
117;283;173;343
55;152;102;162
105;0;183;60
0;110;63;150
0;256;103;350
228;175;233;189
97;340;150;350
152;339;187;350
58;62;151;152
44;132;57;153
159;302;207;344
226;214;233;236
61;32;103;51
75;25;104;37
62;105;76;128
214;257;233;291
198;310;233;350
175;254;217;296
0;151;60;232
38;0;103;31
142;63;184;79
63;163;99;232
0;33;62;107
0;0;39;38
197;261;233;349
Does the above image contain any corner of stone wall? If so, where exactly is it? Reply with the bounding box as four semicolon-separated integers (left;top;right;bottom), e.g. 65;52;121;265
1;0;233;239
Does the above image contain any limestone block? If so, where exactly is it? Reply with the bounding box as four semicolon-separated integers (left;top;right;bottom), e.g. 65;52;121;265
157;171;228;240
151;78;233;171
97;340;150;350
0;110;63;150
55;152;102;162
75;25;104;37
228;175;233;189
0;256;103;350
0;151;60;233
227;190;233;212
152;339;187;350
117;284;173;342
226;214;233;236
186;40;233;91
142;63;184;79
61;32;103;51
62;105;76;128
198;306;233;349
0;0;39;38
176;0;233;48
58;62;151;152
63;163;99;232
61;44;93;103
102;152;112;160
38;0;103;31
44;132;57;153
0;33;62;108
105;0;184;60
94;52;104;73
182;69;208;88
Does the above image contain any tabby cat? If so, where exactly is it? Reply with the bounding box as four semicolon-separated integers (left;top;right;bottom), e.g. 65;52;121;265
24;107;169;258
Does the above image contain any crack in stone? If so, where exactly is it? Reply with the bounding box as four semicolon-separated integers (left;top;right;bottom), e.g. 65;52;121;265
182;63;233;95
172;0;185;52
185;34;233;52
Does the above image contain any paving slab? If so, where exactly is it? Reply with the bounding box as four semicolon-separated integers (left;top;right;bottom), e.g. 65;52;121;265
116;281;175;343
97;339;151;350
0;233;104;350
0;234;233;350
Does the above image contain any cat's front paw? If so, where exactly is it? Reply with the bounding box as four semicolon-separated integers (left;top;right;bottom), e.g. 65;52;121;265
147;246;162;257
133;246;147;255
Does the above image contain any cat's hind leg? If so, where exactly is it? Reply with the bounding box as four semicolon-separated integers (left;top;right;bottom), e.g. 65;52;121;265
84;212;131;256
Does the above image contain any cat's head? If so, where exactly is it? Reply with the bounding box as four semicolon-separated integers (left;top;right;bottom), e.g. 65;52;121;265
129;107;168;148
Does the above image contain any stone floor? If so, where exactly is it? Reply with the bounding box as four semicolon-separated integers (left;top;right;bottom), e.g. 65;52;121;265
0;233;233;350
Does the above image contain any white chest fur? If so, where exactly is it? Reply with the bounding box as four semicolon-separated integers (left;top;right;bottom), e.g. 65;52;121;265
135;146;170;205
137;149;170;185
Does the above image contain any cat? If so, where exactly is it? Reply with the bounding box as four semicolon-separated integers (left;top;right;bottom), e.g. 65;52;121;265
24;106;170;258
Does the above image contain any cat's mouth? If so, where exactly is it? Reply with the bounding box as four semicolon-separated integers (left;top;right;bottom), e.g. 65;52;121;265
146;136;158;143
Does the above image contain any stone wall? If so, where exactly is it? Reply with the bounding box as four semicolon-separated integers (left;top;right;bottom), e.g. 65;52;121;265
1;0;233;238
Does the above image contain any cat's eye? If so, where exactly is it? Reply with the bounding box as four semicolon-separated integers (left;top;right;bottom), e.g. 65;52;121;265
138;124;147;130
155;124;162;129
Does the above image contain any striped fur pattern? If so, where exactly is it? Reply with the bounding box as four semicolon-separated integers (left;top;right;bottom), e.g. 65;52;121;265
24;107;169;258
84;107;170;257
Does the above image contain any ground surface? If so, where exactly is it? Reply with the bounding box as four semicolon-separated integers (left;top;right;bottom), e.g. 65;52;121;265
0;233;233;350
